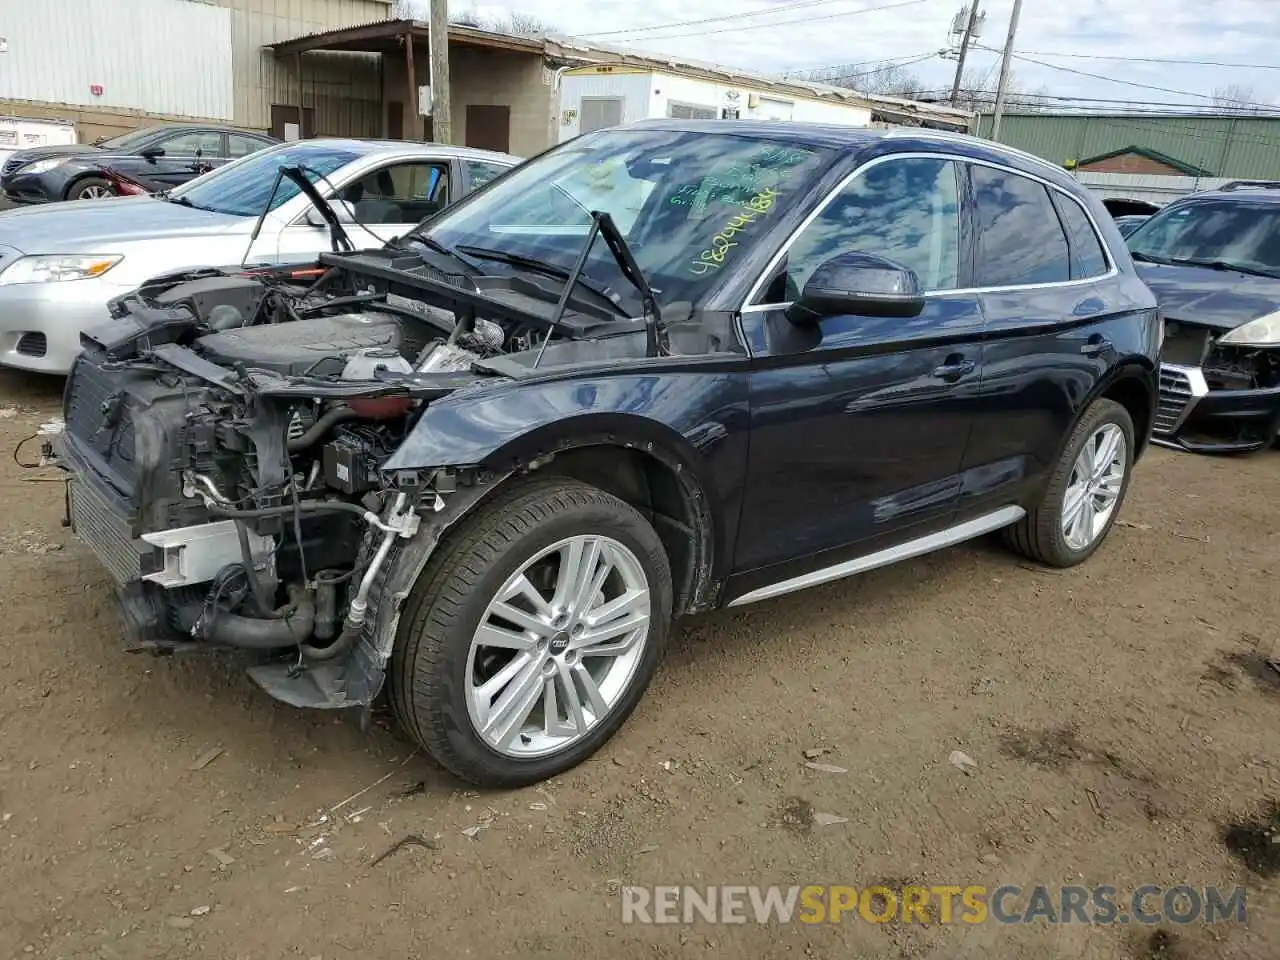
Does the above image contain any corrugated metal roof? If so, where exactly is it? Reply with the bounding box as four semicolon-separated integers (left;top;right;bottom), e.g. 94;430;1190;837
973;112;1280;180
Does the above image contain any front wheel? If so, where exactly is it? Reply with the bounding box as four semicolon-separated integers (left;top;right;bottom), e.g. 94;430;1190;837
1005;398;1135;567
389;477;672;787
67;177;112;201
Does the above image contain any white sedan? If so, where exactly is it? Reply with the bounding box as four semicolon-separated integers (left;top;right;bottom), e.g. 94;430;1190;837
0;138;519;374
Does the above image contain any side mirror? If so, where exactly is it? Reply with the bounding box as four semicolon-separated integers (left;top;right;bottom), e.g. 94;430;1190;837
788;252;925;323
305;200;356;227
139;147;165;160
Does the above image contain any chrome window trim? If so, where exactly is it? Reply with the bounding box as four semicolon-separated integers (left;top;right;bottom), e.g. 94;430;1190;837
740;151;1119;312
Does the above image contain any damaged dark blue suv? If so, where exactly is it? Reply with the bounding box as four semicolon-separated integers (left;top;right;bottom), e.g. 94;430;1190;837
55;121;1159;787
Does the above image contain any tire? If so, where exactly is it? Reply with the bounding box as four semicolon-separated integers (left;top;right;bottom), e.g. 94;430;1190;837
67;177;111;201
389;476;673;787
1004;398;1135;568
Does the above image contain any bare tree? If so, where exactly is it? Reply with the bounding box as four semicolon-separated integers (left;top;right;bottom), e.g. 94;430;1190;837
787;62;927;99
447;7;555;35
1212;84;1272;114
391;0;424;18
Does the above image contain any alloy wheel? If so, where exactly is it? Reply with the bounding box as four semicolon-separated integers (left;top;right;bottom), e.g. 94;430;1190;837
77;185;111;199
465;534;652;758
1061;423;1127;551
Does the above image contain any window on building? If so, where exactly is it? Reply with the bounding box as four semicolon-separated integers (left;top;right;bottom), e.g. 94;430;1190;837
764;156;962;302
971;165;1071;286
667;101;718;121
1052;193;1110;280
579;97;624;134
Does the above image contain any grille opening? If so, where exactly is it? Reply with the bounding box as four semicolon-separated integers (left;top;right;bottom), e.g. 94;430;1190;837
15;332;47;357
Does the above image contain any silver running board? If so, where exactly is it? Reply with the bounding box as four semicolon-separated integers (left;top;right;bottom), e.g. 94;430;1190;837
727;505;1026;607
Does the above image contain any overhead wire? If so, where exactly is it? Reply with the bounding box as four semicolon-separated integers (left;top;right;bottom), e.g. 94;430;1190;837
579;0;863;38
580;0;933;44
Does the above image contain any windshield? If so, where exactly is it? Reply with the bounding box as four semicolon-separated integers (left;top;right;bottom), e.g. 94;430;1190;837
96;128;162;152
1128;199;1280;276
411;127;835;310
173;143;363;218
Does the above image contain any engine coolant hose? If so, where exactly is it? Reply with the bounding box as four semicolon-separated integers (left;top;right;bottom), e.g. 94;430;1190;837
206;583;316;650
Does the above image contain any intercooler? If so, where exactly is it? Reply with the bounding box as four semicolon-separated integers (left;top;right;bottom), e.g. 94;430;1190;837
68;478;149;586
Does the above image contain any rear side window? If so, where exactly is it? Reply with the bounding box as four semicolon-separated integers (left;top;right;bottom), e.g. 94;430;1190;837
971;165;1069;286
1053;193;1109;279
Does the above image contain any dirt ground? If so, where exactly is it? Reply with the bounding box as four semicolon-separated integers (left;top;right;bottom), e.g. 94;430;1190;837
1;366;1278;960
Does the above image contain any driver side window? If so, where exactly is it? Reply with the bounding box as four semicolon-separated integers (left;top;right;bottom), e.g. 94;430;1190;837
338;161;450;224
759;157;961;304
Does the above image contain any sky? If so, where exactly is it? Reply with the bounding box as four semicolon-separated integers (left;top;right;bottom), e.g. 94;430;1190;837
438;0;1280;112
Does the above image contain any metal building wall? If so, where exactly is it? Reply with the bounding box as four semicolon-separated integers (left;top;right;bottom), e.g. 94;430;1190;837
0;0;235;119
220;0;388;133
973;113;1280;181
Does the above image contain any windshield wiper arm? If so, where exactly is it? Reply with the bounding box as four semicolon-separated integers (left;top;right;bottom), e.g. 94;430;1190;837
1169;257;1280;279
408;236;483;274
454;244;626;313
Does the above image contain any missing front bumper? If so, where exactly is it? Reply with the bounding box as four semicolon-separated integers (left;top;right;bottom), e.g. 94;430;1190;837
1153;363;1280;453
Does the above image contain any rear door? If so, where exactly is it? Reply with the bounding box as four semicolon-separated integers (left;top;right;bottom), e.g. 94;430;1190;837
958;161;1121;517
733;155;987;585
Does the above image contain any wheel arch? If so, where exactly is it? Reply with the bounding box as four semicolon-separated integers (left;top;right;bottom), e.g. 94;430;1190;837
63;171;109;200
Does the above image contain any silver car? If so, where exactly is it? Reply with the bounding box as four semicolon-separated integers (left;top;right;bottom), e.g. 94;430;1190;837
0;138;519;374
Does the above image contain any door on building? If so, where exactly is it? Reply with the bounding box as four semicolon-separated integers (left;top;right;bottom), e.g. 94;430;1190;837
465;105;511;153
580;97;624;133
270;105;314;141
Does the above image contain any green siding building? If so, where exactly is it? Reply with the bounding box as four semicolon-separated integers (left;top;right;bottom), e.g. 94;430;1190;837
972;112;1280;181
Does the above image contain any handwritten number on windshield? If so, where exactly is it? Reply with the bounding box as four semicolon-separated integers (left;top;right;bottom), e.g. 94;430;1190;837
689;188;779;275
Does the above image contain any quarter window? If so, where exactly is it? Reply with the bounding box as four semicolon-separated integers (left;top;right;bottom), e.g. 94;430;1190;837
1053;193;1109;279
228;134;270;159
466;159;511;189
971;165;1070;286
766;156;961;301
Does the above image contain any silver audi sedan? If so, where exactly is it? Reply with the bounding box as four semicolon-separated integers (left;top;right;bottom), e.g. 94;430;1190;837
0;138;519;374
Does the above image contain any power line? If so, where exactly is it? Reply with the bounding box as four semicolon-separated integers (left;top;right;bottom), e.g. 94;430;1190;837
786;51;942;79
583;0;933;44
993;48;1280;71
579;0;857;39
974;44;1278;111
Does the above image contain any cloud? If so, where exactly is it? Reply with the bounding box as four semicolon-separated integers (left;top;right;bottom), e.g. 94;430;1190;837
448;0;1280;108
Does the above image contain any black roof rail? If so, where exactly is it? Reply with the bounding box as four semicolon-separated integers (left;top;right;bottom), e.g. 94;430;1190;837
1218;180;1280;192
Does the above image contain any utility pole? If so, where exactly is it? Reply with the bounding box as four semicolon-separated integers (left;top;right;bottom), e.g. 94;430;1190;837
948;3;981;107
990;0;1024;141
428;0;452;143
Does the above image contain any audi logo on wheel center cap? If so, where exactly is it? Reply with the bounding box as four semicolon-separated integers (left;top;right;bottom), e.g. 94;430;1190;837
549;631;571;654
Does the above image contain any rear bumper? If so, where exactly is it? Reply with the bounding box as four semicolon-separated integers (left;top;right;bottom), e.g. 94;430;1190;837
1153;362;1280;453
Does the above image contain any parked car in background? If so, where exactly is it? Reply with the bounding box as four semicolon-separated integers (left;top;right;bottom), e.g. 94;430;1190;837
0;138;521;374
1127;180;1280;453
0;124;279;204
1114;214;1150;237
55;121;1159;787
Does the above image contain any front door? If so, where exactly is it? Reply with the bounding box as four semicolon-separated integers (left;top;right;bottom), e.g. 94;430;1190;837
276;159;454;259
733;156;986;585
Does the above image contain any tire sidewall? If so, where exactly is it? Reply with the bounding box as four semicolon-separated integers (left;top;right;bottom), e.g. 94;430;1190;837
429;491;671;783
68;177;109;201
1044;401;1136;564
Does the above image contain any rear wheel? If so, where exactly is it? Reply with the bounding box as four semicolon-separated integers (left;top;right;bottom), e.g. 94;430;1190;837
389;477;672;787
67;177;111;201
1005;398;1135;567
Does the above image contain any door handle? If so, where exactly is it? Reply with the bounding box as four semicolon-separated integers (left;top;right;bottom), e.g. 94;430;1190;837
1080;336;1113;357
931;356;975;382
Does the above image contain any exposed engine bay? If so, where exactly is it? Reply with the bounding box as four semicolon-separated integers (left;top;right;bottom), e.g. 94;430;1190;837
54;214;737;711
